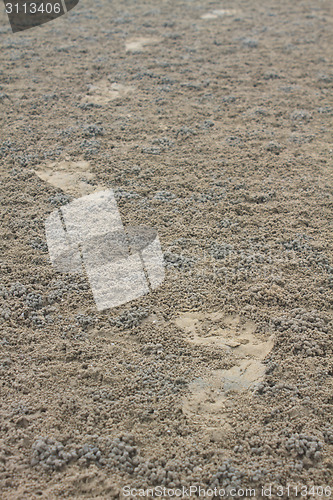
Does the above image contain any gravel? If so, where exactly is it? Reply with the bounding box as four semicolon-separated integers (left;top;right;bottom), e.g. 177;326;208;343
163;251;196;270
285;434;323;461
109;306;150;329
31;438;75;470
82;124;104;137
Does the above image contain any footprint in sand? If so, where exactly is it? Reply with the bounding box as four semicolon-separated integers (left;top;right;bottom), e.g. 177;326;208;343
81;80;134;106
201;9;239;20
35;160;104;197
125;37;161;53
175;312;274;441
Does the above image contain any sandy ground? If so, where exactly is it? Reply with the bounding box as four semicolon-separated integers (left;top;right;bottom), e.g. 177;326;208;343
0;0;332;498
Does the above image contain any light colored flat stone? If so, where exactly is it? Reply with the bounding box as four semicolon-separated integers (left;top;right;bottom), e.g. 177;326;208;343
35;160;104;197
82;80;134;106
125;37;161;53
